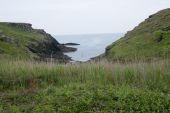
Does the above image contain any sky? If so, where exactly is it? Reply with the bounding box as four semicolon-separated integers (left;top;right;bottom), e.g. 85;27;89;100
0;0;170;35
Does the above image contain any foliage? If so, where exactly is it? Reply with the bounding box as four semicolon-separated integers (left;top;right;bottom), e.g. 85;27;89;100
0;59;170;113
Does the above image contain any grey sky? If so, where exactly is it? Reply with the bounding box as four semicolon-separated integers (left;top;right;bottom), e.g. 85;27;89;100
0;0;170;35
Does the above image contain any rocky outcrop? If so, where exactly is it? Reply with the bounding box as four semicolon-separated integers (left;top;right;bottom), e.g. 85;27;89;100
62;43;80;46
8;23;33;32
28;27;77;61
0;29;17;45
26;26;77;61
58;45;77;52
162;26;170;31
0;22;77;62
0;35;15;44
27;37;73;61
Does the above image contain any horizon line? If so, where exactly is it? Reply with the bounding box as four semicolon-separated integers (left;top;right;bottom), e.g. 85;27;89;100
53;32;124;36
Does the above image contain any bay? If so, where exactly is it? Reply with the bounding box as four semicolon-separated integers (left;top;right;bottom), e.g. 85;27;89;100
55;33;124;61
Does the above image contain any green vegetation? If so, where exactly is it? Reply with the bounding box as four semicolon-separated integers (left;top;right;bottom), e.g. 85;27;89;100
0;59;170;113
106;8;170;61
0;22;47;59
1;8;170;113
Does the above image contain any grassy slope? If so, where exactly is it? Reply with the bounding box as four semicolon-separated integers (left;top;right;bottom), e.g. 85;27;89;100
0;23;47;59
0;60;170;113
106;8;170;61
1;9;170;113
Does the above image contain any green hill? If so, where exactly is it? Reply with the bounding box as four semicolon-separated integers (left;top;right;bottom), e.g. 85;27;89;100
0;22;75;61
0;9;170;113
106;8;170;61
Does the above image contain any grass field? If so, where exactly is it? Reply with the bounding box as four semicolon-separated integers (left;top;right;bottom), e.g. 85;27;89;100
0;59;170;113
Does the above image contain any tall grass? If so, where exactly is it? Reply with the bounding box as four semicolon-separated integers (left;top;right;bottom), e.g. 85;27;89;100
0;59;169;94
0;59;170;112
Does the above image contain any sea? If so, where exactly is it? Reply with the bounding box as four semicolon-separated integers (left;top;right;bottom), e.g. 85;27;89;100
55;33;124;62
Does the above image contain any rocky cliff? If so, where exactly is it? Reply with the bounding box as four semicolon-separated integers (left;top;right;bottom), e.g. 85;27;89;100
0;22;76;62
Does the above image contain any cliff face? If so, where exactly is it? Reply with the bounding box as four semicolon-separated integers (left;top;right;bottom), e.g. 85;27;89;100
105;8;170;61
0;22;76;61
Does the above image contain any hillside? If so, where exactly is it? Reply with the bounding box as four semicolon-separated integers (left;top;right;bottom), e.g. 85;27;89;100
0;22;76;61
1;9;170;113
106;8;170;61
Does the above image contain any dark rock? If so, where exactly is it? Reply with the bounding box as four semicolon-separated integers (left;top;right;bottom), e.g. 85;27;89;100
26;26;75;61
58;45;77;52
0;35;15;44
162;26;170;31
7;22;33;32
62;43;80;46
156;35;163;42
27;39;71;62
34;29;47;35
0;30;20;46
149;14;154;18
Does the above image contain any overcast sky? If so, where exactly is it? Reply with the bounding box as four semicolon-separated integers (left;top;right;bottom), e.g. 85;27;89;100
0;0;170;35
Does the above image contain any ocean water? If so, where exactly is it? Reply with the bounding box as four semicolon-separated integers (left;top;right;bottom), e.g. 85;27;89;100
55;33;124;62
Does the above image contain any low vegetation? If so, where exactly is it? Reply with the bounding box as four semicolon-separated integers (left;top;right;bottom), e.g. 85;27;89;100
0;59;170;113
1;8;170;113
106;8;170;61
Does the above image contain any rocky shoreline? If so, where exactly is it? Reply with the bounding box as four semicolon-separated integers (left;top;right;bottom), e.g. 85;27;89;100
0;22;77;62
